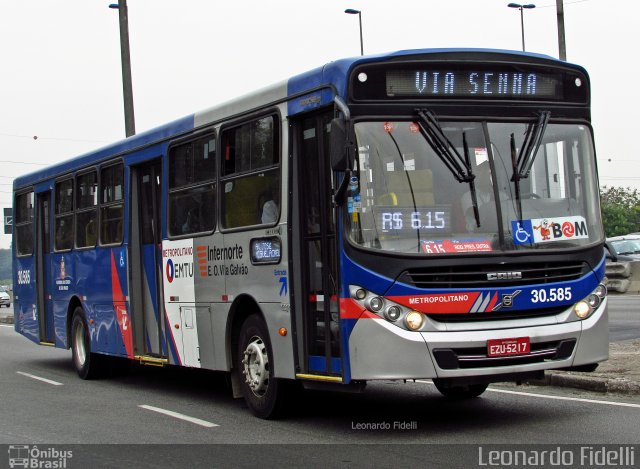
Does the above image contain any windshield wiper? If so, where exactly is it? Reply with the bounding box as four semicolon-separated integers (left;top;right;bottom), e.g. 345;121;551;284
463;132;481;228
416;109;474;183
416;109;480;227
512;111;551;182
509;111;550;224
510;133;524;224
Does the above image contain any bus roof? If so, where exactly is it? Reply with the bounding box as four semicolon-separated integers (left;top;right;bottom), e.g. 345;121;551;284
14;47;583;191
13;114;194;189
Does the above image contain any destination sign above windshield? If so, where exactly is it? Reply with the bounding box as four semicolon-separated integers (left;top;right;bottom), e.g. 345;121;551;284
351;62;588;103
387;69;558;98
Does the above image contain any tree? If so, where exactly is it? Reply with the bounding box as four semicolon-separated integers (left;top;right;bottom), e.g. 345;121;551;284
600;186;640;237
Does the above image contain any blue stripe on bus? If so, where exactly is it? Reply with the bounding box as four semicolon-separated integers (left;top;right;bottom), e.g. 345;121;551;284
308;355;342;374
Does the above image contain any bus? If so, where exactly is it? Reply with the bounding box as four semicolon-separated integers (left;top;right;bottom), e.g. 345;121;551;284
12;48;608;418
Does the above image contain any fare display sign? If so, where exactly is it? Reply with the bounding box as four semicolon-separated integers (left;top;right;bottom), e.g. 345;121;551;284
375;206;451;234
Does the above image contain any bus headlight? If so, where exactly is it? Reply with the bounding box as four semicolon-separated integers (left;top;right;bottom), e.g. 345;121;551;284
355;288;367;300
574;283;607;319
594;283;607;298
586;294;599;308
349;285;426;331
369;296;384;312
574;301;591;319
405;311;424;331
385;306;401;322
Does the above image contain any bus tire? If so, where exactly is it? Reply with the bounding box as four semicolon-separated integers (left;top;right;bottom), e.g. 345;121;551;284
236;315;287;419
433;380;488;399
70;307;102;380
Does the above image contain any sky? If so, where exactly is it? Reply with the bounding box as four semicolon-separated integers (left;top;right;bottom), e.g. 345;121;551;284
1;0;638;249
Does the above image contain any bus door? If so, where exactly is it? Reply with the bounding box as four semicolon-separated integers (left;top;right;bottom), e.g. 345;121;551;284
130;160;166;358
292;112;341;378
35;191;54;344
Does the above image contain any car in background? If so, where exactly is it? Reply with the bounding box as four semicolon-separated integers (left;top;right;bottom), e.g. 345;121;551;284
605;234;640;262
0;285;10;308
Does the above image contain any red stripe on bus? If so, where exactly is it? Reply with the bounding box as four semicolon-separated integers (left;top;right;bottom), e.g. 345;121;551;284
340;298;366;319
111;252;134;358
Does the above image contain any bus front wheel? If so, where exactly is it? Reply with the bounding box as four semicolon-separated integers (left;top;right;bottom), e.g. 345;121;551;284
236;315;287;419
433;380;488;399
71;307;102;380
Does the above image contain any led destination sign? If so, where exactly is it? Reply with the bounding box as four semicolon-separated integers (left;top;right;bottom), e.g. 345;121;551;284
351;62;588;103
386;69;560;99
250;236;282;265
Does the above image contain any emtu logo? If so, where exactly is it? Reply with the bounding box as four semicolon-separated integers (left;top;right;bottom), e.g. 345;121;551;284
166;259;174;283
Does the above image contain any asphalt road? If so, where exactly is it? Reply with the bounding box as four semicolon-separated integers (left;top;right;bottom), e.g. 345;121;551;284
1;323;639;468
609;295;640;341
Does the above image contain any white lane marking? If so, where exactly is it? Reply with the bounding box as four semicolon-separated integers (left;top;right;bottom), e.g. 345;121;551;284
139;405;219;428
0;324;14;328
487;387;640;409
16;371;64;386
416;379;640;409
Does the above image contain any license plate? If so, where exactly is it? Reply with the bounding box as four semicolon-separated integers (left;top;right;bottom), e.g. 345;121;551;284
487;337;530;357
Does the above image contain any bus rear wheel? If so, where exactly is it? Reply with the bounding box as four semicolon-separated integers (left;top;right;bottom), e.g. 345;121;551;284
433;380;488;399
236;315;287;419
71;307;102;380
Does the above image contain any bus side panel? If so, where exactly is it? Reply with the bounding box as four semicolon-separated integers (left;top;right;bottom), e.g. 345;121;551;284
73;248;98;348
81;247;132;358
222;228;295;379
110;247;133;358
13;256;39;344
51;252;72;348
162;238;199;367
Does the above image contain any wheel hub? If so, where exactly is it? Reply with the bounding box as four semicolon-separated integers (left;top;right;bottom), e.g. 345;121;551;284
73;321;87;368
242;336;269;396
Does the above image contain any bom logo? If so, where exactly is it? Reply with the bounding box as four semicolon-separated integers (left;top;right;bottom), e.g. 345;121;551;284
512;216;589;245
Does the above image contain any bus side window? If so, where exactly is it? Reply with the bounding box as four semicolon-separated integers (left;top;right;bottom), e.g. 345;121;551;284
75;171;98;248
100;164;124;245
15;191;34;256
220;115;280;229
54;178;74;251
168;134;216;237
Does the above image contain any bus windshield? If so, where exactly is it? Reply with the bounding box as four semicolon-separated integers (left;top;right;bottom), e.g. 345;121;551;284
347;120;603;254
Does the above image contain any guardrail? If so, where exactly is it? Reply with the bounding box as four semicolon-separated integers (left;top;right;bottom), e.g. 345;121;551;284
606;261;640;294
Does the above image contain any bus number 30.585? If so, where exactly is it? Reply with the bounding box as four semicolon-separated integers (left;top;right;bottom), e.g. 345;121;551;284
531;287;572;303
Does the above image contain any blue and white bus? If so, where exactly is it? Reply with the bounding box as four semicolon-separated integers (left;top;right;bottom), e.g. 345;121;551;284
13;48;608;418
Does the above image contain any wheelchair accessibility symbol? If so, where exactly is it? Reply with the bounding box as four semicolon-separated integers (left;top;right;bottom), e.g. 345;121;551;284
512;221;532;245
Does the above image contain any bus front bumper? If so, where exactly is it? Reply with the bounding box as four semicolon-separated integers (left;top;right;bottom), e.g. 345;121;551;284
347;299;608;381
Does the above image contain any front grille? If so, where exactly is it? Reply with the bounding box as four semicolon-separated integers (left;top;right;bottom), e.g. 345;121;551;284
400;261;588;289
433;339;576;370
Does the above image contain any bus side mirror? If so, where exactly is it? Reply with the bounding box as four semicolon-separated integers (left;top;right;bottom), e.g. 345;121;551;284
604;246;617;263
330;117;349;171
